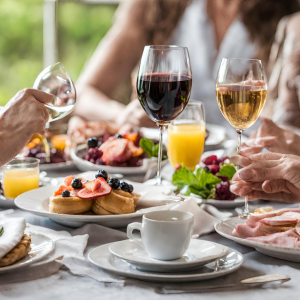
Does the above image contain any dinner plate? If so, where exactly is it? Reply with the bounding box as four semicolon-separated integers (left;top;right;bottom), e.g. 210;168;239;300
88;242;244;283
109;239;228;272
215;217;300;263
140;123;226;147
0;232;55;273
71;145;168;175
14;185;173;228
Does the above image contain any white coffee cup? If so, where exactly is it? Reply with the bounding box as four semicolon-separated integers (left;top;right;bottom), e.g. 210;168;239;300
127;210;194;261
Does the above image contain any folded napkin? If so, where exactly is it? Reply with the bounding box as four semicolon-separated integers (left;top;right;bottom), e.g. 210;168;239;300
0;219;122;285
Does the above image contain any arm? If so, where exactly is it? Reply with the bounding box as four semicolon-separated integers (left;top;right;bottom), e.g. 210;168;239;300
75;0;149;123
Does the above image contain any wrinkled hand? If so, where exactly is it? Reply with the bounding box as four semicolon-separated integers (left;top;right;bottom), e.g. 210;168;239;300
240;117;300;156
116;99;156;128
0;89;52;166
230;152;300;203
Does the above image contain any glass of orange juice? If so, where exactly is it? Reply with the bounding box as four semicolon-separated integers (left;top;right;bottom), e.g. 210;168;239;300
168;101;205;171
3;158;39;198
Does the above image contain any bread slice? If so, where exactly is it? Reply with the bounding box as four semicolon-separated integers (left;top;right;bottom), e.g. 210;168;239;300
49;196;93;214
0;234;31;267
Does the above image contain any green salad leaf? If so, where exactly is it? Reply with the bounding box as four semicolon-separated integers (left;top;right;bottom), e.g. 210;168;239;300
218;165;236;180
139;138;167;159
0;226;4;237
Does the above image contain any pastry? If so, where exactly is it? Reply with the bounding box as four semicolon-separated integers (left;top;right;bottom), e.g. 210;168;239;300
50;171;140;216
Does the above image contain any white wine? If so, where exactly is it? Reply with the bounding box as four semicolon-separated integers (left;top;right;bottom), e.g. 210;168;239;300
216;83;267;130
45;104;75;122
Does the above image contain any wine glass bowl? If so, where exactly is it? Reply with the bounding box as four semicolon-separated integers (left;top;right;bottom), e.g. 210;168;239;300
33;62;76;123
216;58;267;217
137;45;192;185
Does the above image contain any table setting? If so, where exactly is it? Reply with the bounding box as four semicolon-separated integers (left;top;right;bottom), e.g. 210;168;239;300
1;47;300;300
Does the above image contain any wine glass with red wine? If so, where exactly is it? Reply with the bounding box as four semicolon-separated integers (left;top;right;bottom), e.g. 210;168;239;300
137;45;192;185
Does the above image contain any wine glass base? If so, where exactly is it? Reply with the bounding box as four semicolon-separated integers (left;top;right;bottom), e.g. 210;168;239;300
143;177;171;186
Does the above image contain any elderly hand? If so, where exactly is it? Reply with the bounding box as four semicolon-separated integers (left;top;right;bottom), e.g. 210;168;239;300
230;152;300;203
240;117;300;156
0;89;53;166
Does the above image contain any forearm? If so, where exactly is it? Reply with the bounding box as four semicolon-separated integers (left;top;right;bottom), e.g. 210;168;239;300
74;85;125;123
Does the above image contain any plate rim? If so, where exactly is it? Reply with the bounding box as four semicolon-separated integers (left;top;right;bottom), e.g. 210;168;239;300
109;239;229;267
88;242;244;281
215;216;300;255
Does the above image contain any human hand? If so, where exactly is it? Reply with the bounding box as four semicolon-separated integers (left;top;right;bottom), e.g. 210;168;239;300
116;99;156;128
240;117;300;156
0;88;53;166
230;152;300;203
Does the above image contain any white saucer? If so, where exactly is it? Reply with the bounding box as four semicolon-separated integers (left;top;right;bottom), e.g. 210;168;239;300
89;243;243;283
109;239;228;272
0;232;55;273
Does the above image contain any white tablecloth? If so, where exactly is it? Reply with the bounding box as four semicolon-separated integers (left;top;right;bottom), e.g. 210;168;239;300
1;167;300;300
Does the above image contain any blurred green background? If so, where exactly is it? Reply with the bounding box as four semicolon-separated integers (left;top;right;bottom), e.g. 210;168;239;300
0;0;117;106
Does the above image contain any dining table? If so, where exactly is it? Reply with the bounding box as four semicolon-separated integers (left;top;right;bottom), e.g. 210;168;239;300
0;165;300;300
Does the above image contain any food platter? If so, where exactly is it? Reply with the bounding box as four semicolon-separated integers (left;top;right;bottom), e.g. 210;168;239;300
215;217;300;263
71;145;168;175
15;184;173;228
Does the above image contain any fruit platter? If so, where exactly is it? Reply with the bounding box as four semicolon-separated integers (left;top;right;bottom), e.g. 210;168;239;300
21;134;72;171
71;130;168;174
171;155;244;208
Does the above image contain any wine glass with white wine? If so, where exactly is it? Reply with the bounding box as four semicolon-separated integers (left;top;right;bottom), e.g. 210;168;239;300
216;58;267;218
33;62;76;123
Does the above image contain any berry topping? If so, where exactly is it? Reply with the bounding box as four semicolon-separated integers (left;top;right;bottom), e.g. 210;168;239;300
128;184;134;193
202;155;218;166
120;181;130;192
64;175;75;187
114;134;123;139
87;137;98;148
216;181;235;200
107;178;120;189
62;190;71;197
95;169;108;181
203;166;211;173
77;177;112;199
71;178;82;189
208;164;220;175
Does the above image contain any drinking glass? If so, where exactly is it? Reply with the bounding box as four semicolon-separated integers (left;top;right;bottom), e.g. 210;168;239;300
33;62;76;123
216;58;267;218
3;158;39;198
168;101;205;171
137;45;192;185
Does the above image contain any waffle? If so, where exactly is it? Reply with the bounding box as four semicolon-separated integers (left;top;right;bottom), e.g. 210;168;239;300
49;196;93;214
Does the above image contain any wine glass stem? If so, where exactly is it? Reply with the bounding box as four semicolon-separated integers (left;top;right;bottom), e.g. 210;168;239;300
236;129;249;217
156;124;167;185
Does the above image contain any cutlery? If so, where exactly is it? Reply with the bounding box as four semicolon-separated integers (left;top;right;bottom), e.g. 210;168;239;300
155;274;290;294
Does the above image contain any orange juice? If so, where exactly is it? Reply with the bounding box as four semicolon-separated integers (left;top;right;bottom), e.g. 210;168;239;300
3;168;39;198
168;121;206;170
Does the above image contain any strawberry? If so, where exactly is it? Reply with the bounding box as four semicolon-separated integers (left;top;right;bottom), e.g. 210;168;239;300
64;175;75;187
54;185;72;196
77;177;112;199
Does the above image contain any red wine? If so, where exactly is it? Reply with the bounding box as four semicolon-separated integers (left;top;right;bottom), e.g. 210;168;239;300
137;73;192;123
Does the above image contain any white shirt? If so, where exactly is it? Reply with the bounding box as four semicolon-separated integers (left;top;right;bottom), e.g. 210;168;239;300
170;0;258;137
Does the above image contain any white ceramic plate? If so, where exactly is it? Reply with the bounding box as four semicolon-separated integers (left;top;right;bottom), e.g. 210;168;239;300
215;217;300;263
14;184;174;228
109;239;228;272
39;161;73;171
0;232;55;273
71;145;168;175
140;123;226;147
89;242;243;283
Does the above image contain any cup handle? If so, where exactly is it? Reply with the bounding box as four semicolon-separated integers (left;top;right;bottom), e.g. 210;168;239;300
127;222;144;249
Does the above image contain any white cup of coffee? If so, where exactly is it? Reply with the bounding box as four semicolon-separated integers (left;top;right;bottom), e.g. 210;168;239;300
127;210;194;261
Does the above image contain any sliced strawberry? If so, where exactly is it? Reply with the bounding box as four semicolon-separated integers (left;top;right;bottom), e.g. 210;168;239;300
77;177;112;199
64;175;75;187
123;132;138;143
